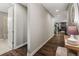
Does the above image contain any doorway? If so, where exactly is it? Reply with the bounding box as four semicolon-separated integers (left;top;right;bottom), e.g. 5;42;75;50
0;3;13;55
0;3;27;55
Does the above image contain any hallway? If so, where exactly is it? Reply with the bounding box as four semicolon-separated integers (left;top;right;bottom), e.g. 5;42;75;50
34;32;77;56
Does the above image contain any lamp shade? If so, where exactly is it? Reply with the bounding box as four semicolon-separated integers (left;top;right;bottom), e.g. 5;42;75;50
67;25;79;35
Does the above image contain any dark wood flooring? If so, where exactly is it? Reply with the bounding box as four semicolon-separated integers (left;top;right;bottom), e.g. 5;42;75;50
34;32;77;56
1;32;77;56
1;45;27;56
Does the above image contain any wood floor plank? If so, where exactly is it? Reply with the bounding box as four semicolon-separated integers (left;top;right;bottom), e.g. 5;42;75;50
34;32;77;56
1;45;27;56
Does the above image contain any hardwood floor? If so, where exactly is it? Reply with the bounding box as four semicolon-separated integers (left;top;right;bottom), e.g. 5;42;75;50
34;32;77;56
0;32;77;56
1;45;27;56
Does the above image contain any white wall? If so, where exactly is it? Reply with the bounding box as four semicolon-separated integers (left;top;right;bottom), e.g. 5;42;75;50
47;14;54;37
14;4;27;49
8;6;14;49
27;4;54;55
54;11;68;23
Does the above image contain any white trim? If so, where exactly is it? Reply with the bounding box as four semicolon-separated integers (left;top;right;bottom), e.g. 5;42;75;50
27;34;54;56
14;42;27;49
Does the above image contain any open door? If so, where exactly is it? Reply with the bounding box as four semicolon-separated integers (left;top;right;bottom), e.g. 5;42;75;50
14;4;27;49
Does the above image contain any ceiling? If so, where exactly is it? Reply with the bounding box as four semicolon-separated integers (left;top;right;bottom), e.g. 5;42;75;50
0;3;13;13
0;3;69;14
42;3;69;16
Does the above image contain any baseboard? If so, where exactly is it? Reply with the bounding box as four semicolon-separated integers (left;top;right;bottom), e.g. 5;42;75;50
14;42;27;49
27;34;54;56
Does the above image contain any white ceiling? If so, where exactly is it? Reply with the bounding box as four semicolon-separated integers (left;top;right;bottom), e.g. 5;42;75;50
42;3;68;16
0;3;13;13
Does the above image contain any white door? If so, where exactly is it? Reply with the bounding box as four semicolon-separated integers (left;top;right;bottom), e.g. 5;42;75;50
14;4;27;49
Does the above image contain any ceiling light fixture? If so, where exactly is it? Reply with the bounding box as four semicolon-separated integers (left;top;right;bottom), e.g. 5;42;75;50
56;10;59;12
